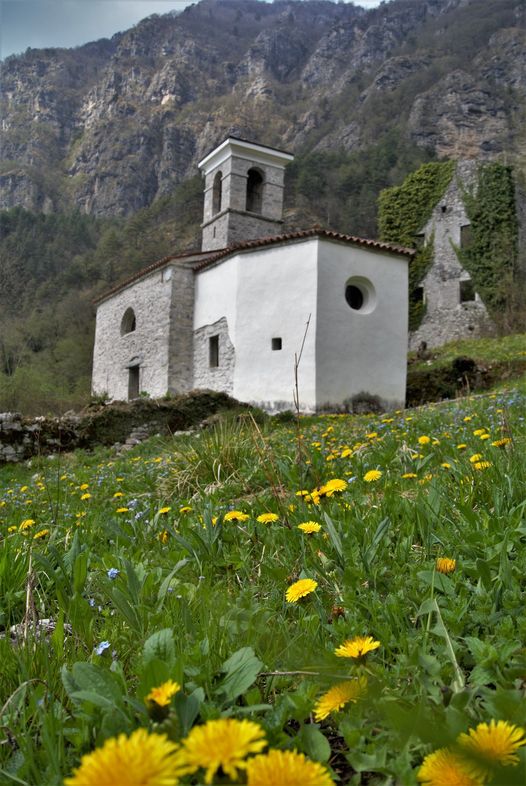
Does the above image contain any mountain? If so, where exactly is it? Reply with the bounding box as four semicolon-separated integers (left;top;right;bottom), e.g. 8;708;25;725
0;0;525;414
1;0;525;216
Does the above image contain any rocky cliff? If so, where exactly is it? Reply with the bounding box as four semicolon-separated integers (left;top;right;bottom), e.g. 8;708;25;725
1;0;525;216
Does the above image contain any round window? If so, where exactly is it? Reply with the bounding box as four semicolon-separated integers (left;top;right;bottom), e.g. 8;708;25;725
344;277;376;314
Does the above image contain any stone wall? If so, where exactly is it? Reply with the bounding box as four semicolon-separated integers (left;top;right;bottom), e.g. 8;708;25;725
0;412;79;464
167;263;195;395
409;161;493;350
193;317;235;395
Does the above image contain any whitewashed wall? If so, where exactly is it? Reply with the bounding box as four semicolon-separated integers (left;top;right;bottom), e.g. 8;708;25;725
316;240;409;410
92;270;173;400
234;241;318;411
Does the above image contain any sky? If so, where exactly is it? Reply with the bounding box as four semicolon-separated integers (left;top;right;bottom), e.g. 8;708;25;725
0;0;385;60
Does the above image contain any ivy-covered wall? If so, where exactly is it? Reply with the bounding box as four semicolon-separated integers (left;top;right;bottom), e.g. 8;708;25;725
455;163;518;317
378;161;455;330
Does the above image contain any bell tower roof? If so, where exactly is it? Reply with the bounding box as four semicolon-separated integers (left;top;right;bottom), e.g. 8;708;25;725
198;137;293;174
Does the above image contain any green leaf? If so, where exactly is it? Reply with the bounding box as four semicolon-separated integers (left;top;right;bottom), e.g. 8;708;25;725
297;724;331;763
174;689;203;736
143;629;176;667
322;513;343;562
215;647;263;704
71;662;122;703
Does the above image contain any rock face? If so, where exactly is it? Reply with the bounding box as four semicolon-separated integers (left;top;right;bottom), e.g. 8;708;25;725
1;0;525;216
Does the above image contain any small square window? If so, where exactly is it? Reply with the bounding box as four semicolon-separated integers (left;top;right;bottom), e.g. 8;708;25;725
414;286;425;305
460;279;475;303
209;335;219;367
271;337;282;351
441;204;447;213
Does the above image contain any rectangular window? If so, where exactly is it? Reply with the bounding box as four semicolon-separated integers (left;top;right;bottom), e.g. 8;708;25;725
128;366;140;400
414;286;425;305
271;337;282;351
460;279;475;303
209;335;219;367
460;224;472;248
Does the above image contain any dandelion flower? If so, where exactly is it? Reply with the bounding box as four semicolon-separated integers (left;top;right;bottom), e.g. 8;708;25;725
33;529;49;539
298;521;321;534
179;506;192;513
146;680;181;708
158;530;169;544
417;747;482;786
158;507;171;514
473;461;491;471
256;513;279;524
80;493;91;501
335;635;380;659
473;429;486;437
469;454;483;463
363;470;382;482
436;558;456;575
224;510;250;523
402;473;417;479
491;438;511;447
322;478;348;495
286;578;318;603
116;507;129;513
179;718;266;784
19;519;35;531
457;444;467;450
64;728;185;786
246;749;334;786
457;720;526;779
314;677;367;721
418;435;431;445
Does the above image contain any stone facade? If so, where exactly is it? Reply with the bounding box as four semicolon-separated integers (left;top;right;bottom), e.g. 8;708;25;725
409;161;493;350
193;317;235;395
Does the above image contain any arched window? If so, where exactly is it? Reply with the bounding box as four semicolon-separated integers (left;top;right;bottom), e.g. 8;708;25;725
246;168;264;214
212;171;222;215
121;307;136;335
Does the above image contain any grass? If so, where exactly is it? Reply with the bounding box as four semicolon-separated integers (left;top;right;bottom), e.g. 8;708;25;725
0;385;525;785
409;332;526;370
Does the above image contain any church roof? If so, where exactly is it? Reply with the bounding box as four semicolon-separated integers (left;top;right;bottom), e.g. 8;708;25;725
193;227;415;272
94;228;414;304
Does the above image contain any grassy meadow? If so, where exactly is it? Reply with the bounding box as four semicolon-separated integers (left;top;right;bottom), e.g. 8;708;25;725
0;385;525;785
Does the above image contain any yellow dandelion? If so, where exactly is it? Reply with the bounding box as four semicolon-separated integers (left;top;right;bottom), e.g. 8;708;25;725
418;435;431;445
473;429;486;437
256;513;279;524
158;507;171;514
335;635;380;659
113;492;124;498
402;473;417;479
33;529;49;539
246;748;334;786
457;444;467;450
366;432;377;439
479;434;490;441
296;490;310;497
64;728;185;786
322;478;347;495
436;558;456;574
179;506;192;513
463;416;473;422
469;454;483;463
313;677;367;721
457;720;526;779
79;483;89;491
19;519;35;531
473;461;491;471
286;578;318;603
417;747;482;786
80;493;91;501
441;462;452;469
491;437;511;447
363;470;382;482
340;448;353;458
116;507;129;514
298;521;321;534
145;680;181;708
158;530;169;544
179;718;266;784
8;525;17;533
224;510;250;523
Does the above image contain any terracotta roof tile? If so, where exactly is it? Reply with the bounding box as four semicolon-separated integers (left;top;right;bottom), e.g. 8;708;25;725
193;228;415;272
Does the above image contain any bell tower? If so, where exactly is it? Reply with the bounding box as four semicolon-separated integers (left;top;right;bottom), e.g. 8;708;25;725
198;137;294;252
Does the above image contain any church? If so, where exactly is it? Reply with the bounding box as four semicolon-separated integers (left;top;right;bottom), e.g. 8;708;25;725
91;138;413;413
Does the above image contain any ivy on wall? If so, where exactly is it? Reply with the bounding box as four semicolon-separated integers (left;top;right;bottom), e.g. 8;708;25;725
455;163;518;317
378;161;455;330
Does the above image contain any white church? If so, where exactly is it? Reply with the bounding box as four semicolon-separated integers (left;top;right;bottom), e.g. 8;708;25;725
92;138;413;412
